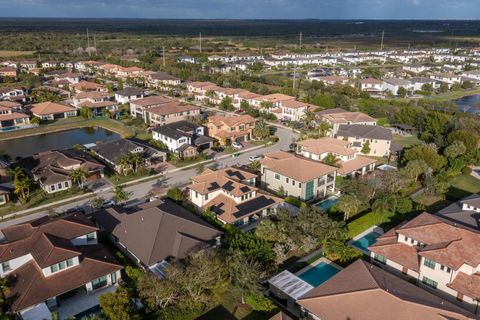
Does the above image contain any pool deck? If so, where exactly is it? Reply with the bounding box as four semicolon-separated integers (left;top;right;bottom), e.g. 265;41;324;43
347;225;384;254
294;257;343;277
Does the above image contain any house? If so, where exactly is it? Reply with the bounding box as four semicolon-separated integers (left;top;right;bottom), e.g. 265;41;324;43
152;121;213;158
430;73;462;85
53;72;82;84
0;168;11;205
0;67;17;78
129;95;173;119
30;102;77;121
260;151;337;201
313;76;349;86
115;66;145;79
369;212;480;315
235;91;262;109
409;77;438;91
383;78;411;95
177;55;197;64
436;194;480;231
72;91;111;108
114;87;144;104
297;259;476;320
403;64;431;74
205;115;255;145
0;213;122;319
296;138;376;177
252;93;295;109
93;199;222;272
189;167;283;226
71;81;107;93
276;99;309;122
461;70;480;81
335;124;392;157
358;78;384;93
144;102;200;127
146;72;182;88
88;139;166;174
21;149;105;194
316;108;377;135
0;87;26;102
0;101;30;131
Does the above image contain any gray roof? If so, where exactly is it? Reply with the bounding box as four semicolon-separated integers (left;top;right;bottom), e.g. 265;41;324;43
153;121;198;140
315;107;347;115
150;72;180;81
93;200;222;266
384;78;411;86
269;270;314;300
436;194;480;231
115;87;144;97
410;77;435;84
337;124;392;140
90;139;146;165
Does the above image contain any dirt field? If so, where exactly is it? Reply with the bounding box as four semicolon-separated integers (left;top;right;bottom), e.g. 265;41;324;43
0;50;35;57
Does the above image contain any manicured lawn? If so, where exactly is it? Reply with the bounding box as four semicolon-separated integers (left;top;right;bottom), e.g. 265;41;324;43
347;211;395;239
392;134;422;148
447;174;480;200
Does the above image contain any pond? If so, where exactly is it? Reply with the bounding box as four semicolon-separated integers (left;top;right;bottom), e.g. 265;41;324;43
455;94;480;114
0;127;120;159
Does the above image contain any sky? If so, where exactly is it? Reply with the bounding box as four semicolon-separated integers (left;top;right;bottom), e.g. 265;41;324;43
0;0;479;19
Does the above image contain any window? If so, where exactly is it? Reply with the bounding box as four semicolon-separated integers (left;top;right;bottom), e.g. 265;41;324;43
298;183;302;188
64;182;69;188
58;183;62;189
422;277;438;289
86;232;96;242
286;178;289;183
423;258;436;269
66;258;74;267
404;236;408;241
292;180;295;186
92;275;108;290
50;264;58;273
59;261;66;270
111;272;117;284
1;261;11;272
205;193;209;201
274;173;280;180
374;254;387;264
447;267;451;273
51;185;56;191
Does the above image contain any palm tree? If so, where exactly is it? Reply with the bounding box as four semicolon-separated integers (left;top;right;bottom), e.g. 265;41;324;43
14;175;31;203
322;153;340;167
249;160;261;171
337;194;362;221
252;120;270;140
372;195;397;222
317;121;332;137
404;159;429;182
7;166;25;182
128;152;144;173
113;184;132;205
325;220;347;241
30;116;41;126
70;168;88;188
303;110;316;128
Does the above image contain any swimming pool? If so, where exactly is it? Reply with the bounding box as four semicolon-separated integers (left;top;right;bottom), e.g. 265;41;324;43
351;231;382;252
298;262;340;287
315;196;338;211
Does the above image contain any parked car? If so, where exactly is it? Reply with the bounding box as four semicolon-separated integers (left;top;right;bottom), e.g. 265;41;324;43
232;142;243;150
101;199;116;209
249;154;263;162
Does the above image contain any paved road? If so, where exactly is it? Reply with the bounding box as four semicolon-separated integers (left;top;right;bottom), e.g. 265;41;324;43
0;126;298;232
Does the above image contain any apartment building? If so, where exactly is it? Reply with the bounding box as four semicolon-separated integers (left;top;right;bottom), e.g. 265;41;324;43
260;151;337;201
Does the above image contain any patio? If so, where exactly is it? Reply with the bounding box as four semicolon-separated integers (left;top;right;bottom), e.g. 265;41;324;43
56;285;117;320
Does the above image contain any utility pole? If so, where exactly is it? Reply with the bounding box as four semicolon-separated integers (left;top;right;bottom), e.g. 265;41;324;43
86;28;91;56
93;33;97;54
199;32;202;53
162;46;166;67
299;32;303;49
292;63;297;93
380;30;384;50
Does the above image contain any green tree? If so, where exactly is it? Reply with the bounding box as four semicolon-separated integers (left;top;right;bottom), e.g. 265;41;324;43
90;196;105;209
117;79;124;91
403;159;429;182
113;184;132;205
70;168;87;188
166;187;184;203
219;96;234;111
447;130;480;151
361;140;371;154
421;83;433;93
13;175;31;203
225;251;261;304
317;121;332;137
240;100;250;111
338;194;362;221
30;116;41;126
444;141;466;160
372;195;397;221
397;87;408;98
80;107;94;119
461;80;473;89
249;160;261;171
252;120;270;140
260;101;273;111
403;145;446;172
99;286;139;320
322;153;340;167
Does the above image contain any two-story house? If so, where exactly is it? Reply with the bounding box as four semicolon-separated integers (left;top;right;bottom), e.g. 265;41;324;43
358;78;385;93
316;108;377;135
144;102;200;127
114;87;144;104
296;138;376;177
0;101;30;131
369;211;480;315
152;121;213;158
260;151;337;201
147;72;182;89
0;213;122;319
71;81;107;93
205;115;256;145
335;124;392;157
189;167;283;226
129;95;173;119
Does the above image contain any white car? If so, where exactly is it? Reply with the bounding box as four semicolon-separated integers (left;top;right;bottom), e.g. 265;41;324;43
232;142;243;150
249;155;262;162
101;199;116;209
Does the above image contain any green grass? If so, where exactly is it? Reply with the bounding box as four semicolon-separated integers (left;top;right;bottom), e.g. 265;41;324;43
392;134;422;148
447;174;480;200
347;211;395;239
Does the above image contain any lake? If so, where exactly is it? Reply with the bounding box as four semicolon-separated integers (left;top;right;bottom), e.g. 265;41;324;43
455;94;480;114
0;127;120;159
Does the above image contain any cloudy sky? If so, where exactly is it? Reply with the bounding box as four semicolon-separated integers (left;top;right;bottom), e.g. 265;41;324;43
0;0;479;19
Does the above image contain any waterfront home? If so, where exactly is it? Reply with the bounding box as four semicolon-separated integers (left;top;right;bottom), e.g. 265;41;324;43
205;114;255;145
409;77;439;91
297;259;475;320
129;95;173;119
72;91;112;110
260;151;337;201
369;212;480;315
335;124;392;157
0;101;30;131
144;102;200;127
189;167;283;226
71;81;107;93
88;139;166;174
22;149;105;194
430;73;462;85
316;108;377;135
1;213;122;320
30;102;77;121
114;87;144;104
93;199;222;273
152;121;213;159
383;78;412;95
296;138;376;177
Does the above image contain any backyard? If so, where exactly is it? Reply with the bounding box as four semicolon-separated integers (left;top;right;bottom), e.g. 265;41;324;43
447;173;480;200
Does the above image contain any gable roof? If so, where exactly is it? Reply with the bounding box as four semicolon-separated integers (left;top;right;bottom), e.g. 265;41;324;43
298;259;475;320
146;102;199;116
337;124;392;140
93;200;222;266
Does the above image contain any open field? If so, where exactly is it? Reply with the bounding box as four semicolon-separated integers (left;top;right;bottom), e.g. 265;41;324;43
0;50;35;57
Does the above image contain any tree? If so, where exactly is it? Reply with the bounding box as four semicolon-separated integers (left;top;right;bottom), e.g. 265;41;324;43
447;130;480;151
240;100;250;111
99;286;139;320
90;196;105;209
372;195;397;221
338;194;362;221
166;187;184;203
421;83;433;93
322;153;340;167
317;121;332;137
117;79;124;91
70;168;87;188
403;145;446;172
444;141;466;160
252;120;270;140
303;110;316;127
249;160;261;171
361;140;371;154
225;251;261;304
80;107;94;119
461;80;473;89
219;96;234;111
113;184;132;205
260;101;273;111
397;87;408;98
13;175;31;203
30;116;41;126
403;159;429;182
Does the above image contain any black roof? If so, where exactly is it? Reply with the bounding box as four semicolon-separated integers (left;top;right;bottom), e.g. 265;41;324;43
115;87;144;96
337;124;392;140
90;139;143;164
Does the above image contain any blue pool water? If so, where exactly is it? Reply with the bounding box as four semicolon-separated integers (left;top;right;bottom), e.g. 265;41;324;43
315;196;338;211
298;262;340;287
351;231;382;251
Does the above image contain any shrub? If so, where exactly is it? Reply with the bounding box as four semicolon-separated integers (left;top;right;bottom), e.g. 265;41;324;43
245;293;276;312
284;197;305;208
125;265;144;283
462;167;473;175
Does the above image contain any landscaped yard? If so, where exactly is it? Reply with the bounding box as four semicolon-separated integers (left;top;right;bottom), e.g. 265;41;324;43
346;211;395;238
392;134;422;148
447;174;480;200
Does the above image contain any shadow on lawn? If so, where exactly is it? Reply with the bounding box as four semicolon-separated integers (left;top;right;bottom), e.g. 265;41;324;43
197;305;237;320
